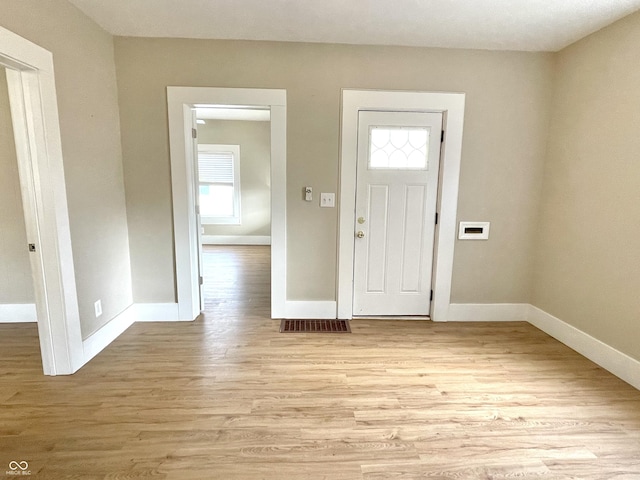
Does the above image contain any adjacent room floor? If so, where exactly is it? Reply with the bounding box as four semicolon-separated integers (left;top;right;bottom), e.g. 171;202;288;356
1;245;639;479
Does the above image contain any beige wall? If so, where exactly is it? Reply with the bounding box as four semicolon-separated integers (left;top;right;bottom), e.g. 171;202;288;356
197;120;271;237
1;1;132;337
115;38;554;302
1;0;636;367
533;11;640;360
0;68;34;306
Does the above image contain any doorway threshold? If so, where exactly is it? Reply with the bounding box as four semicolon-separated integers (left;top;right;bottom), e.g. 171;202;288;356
352;315;431;321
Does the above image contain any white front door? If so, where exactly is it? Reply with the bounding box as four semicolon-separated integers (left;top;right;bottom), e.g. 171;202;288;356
353;110;443;316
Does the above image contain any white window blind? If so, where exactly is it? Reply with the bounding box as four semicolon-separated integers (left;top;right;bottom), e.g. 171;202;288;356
198;151;234;184
197;144;241;225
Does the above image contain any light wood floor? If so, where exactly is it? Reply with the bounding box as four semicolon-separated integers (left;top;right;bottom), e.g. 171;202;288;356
1;245;639;479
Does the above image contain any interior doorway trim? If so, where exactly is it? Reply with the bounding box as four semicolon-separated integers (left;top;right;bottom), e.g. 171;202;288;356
1;26;83;374
337;89;465;321
167;87;287;319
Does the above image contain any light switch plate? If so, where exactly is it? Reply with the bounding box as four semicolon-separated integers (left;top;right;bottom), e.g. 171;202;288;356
320;193;335;208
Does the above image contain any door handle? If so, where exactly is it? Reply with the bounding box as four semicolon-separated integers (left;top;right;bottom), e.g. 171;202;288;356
356;231;365;238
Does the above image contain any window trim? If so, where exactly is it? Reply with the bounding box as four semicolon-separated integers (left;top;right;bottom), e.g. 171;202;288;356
197;144;241;225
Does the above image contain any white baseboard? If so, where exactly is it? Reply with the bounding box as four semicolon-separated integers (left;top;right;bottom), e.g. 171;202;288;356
202;235;271;245
528;305;640;391
83;304;136;363
444;302;640;391
71;297;640;392
134;303;182;322
447;303;529;322
1;303;186;324
80;303;186;365
284;301;337;319
0;303;37;322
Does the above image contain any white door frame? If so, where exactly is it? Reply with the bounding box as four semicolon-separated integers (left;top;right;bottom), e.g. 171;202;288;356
167;87;287;319
337;89;465;321
1;26;83;374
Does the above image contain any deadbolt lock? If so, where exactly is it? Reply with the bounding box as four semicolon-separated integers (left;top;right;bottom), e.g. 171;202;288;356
357;217;366;224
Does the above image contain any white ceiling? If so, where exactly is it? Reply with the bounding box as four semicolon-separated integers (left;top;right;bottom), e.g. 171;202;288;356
68;0;640;52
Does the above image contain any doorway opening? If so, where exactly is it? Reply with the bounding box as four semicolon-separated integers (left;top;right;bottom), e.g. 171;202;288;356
337;89;466;321
0;65;36;322
167;87;286;320
0;26;83;374
194;105;272;314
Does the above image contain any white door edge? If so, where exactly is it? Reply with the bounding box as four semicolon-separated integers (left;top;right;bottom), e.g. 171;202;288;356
337;89;466;321
191;111;205;313
167;87;287;320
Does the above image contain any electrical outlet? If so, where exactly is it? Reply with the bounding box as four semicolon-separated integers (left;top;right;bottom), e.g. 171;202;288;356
320;193;335;208
94;299;102;318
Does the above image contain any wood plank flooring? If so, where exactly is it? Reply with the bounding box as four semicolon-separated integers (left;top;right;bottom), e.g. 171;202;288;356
1;245;639;479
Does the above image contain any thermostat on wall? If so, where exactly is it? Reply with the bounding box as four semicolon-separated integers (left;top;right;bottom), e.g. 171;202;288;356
458;222;490;240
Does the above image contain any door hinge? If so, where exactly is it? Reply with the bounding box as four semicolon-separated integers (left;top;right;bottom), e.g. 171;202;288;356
430;289;434;301
435;212;439;225
195;204;200;215
199;275;204;286
441;130;445;143
192;128;197;139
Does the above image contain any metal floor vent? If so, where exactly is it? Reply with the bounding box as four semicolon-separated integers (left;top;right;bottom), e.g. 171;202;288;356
280;319;351;333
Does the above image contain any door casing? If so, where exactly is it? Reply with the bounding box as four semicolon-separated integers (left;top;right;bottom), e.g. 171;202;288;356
337;89;466;321
1;26;84;374
167;87;287;320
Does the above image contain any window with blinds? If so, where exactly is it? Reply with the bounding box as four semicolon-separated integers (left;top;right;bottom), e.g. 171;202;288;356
198;151;234;185
197;144;241;224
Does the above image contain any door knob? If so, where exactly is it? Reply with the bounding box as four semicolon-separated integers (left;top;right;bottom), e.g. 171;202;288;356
356;231;365;238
